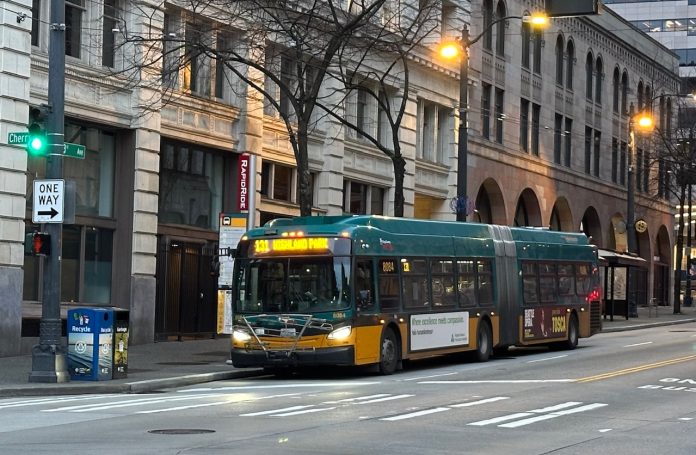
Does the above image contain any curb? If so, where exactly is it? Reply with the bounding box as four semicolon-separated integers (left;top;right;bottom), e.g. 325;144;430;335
0;369;265;398
600;318;696;333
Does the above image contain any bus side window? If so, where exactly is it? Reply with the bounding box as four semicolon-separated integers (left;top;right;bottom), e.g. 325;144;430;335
522;262;539;304
379;258;400;311
356;260;375;311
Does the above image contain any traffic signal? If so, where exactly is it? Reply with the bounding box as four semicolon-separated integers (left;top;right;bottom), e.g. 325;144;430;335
27;106;48;156
24;231;51;255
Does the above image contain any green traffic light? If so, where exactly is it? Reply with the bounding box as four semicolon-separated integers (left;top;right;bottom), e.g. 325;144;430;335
27;135;46;155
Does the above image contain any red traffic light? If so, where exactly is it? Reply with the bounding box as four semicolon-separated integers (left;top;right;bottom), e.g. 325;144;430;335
25;232;51;255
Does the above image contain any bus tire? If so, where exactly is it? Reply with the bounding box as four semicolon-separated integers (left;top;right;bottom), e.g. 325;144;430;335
564;315;579;350
475;321;492;362
379;328;399;375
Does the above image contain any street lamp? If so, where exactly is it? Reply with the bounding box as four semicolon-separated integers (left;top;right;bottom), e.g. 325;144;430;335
627;105;654;254
440;13;548;221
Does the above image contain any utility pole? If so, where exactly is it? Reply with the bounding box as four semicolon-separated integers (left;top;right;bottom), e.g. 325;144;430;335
29;0;69;382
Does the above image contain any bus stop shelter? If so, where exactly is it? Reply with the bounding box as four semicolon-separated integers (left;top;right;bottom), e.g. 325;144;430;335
598;249;648;321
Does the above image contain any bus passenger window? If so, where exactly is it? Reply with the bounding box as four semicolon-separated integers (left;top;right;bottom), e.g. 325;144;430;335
379;259;400;311
402;259;429;308
432;259;456;307
355;260;375;311
477;260;493;304
457;260;476;307
522;262;538;304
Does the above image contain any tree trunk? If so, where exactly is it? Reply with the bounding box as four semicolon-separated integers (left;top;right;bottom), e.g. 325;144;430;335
392;153;406;217
296;121;312;217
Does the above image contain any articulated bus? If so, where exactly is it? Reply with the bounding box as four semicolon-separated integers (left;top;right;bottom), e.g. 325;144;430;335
230;215;602;374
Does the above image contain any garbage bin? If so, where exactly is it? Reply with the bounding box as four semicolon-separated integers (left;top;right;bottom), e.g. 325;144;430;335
112;308;129;379
67;308;113;381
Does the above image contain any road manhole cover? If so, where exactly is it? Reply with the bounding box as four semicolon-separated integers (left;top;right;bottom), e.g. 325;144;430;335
149;429;216;435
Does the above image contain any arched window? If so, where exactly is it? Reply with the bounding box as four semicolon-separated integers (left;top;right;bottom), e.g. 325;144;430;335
585;53;593;100
621;70;629;115
594;57;603;104
555;35;564;85
566;40;575;89
637;81;644;110
659;95;665;130
483;0;493;51
521;22;531;69
496;1;506;55
644;85;652;112
612;67;620;113
533;29;542;74
666;98;673;138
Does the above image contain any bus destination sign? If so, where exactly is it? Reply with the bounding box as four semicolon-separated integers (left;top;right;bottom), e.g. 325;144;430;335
254;237;330;255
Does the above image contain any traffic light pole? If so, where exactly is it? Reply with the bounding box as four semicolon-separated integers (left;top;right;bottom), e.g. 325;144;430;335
29;0;69;382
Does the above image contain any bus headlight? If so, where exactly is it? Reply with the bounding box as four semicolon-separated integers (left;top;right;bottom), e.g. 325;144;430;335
233;329;252;342
327;326;352;341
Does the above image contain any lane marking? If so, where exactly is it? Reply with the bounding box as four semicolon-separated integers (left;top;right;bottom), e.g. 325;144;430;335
420;379;574;384
599;429;613;433
0;395;117;410
137;393;303;414
381;407;450;421
499;403;608;428
402;372;458;381
44;394;221;413
450;397;510;408
679;418;693;421
527;355;568;364
183;382;380;392
623;342;653;348
323;394;390;404
528;402;583;413
576;355;696;383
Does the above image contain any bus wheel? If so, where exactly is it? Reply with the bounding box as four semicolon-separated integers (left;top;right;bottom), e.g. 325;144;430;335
564;315;579;350
379;328;399;375
475;322;492;362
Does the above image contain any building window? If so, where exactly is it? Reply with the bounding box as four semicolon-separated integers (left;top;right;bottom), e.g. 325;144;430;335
595;57;603;104
636;148;644;193
584;126;592;174
621;71;629;115
494;88;504;144
564;118;573;167
343;180;384;215
483;0;493;51
437;106;451;163
612;68;620;113
611;137;618;183
531;103;540;156
102;0;120;67
585;53;593;100
620;141;627;186
555;35;564;85
159;141;224;229
421;102;437;161
481;83;491;140
31;0;40;47
593;130;601;177
520;98;529;152
532;29;542;74
658;158;668;198
566;41;575;90
495;1;506;55
183;22;211;96
521;22;531;69
65;0;84;58
554;113;563;164
260;161;295;203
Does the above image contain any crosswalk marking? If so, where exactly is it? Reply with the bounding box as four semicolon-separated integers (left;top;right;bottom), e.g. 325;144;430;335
0;395;117;410
357;394;413;404
240;405;313;417
381;407;450;421
323;394;390;404
469;402;608;428
43;394;221;413
272;407;336;417
499;403;608;428
450;397;510;408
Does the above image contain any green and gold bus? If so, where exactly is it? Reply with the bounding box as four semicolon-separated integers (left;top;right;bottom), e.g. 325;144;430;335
230;215;602;374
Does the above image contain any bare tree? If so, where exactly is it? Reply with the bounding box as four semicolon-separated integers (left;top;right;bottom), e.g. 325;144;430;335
112;0;413;216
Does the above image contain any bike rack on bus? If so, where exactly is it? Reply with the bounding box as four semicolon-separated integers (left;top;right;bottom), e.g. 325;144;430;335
237;314;334;359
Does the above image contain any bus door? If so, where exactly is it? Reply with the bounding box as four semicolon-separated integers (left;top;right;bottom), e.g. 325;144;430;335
354;258;381;363
491;226;519;347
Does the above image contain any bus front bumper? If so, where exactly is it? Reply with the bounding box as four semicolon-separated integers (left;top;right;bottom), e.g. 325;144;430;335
231;346;355;368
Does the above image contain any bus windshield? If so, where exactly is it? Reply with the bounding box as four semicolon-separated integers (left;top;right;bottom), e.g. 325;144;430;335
234;256;351;313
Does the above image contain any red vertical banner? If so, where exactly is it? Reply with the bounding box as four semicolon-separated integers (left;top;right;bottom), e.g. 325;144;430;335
237;153;250;211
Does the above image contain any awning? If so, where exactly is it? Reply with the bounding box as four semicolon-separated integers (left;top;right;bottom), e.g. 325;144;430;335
598;249;648;268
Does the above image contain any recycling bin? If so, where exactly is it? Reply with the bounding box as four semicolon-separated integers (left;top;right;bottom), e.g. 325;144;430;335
67;308;113;381
111;308;129;379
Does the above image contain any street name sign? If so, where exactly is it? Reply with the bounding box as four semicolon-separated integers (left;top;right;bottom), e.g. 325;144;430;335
8;132;29;145
63;142;85;159
33;179;64;223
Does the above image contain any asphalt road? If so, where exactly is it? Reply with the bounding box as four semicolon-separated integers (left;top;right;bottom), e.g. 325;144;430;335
1;323;695;455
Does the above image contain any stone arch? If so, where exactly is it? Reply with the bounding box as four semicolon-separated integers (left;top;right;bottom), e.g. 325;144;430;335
653;225;671;305
474;178;507;225
580;206;603;247
608;212;627;251
550;197;573;232
514;188;542;227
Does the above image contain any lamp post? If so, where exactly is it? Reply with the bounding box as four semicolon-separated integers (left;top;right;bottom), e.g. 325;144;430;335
440;14;548;221
627;105;654;254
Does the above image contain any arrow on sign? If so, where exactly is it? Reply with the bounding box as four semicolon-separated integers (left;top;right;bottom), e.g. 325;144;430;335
37;207;59;218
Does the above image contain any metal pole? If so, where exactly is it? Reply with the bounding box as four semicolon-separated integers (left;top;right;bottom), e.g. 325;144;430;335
29;0;69;382
456;26;469;222
686;185;693;307
627;109;637;254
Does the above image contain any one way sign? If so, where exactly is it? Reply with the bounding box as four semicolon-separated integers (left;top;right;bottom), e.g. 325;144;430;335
33;179;64;223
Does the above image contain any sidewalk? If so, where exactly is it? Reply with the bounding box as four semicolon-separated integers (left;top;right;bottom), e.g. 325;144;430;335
1;305;694;398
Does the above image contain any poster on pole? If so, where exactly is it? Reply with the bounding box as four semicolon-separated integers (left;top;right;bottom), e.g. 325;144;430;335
217;213;247;334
